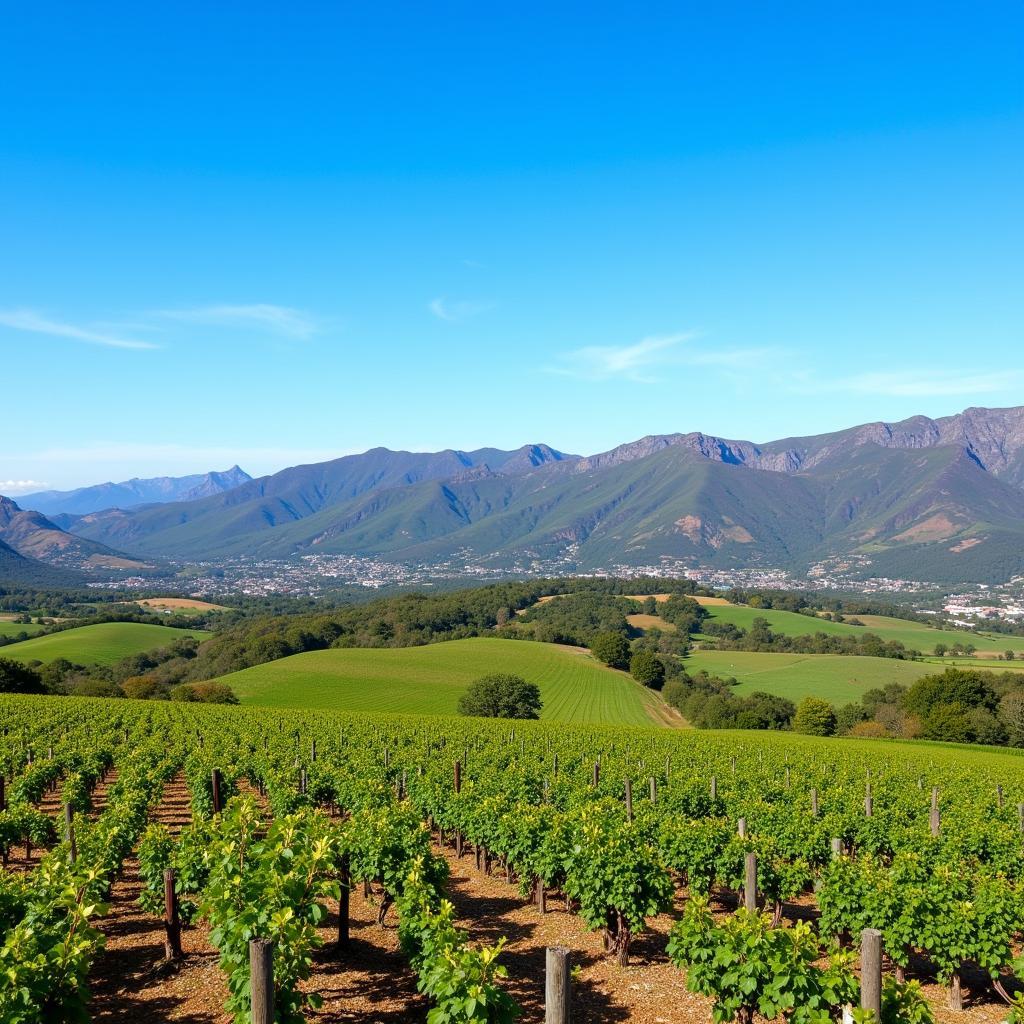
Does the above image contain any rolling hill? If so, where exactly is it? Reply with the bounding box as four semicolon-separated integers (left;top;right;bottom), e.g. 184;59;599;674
3;621;212;666
52;405;1024;583
696;603;1024;656
219;636;670;726
684;650;935;704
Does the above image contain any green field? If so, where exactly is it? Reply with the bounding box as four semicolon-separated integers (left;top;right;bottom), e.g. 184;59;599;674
685;649;933;705
221;637;668;726
697;603;1024;656
0;621;46;638
3;622;212;666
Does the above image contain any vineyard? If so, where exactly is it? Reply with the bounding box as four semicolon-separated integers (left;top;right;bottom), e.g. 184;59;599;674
1;693;1024;1023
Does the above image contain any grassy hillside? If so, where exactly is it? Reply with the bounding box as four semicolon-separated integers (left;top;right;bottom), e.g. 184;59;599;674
221;637;669;727
4;622;212;666
0;620;46;638
685;649;934;705
698;602;1024;655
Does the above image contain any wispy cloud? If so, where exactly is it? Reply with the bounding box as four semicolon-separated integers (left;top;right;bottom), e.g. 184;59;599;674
548;332;699;383
428;297;491;323
797;369;1023;398
0;479;48;495
155;304;318;339
0;309;157;350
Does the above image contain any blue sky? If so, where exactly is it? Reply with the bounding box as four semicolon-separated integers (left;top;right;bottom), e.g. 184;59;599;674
1;2;1022;492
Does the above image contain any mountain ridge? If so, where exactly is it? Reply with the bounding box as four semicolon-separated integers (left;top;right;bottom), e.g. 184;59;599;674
15;407;1024;584
19;465;253;516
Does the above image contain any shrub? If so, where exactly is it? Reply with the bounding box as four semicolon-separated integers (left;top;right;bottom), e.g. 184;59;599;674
171;681;238;704
849;720;889;738
793;697;837;736
457;674;542;719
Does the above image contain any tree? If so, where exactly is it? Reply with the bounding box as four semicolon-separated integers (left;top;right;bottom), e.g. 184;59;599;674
922;702;974;743
903;668;996;718
934;643;947;657
999;691;1024;747
629;650;665;689
792;697;837;736
1005;650;1016;662
642;596;658;615
591;631;631;670
0;657;44;694
457;673;542;719
835;702;867;735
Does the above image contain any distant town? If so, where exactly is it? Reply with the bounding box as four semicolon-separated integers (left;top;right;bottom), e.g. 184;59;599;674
85;550;1024;628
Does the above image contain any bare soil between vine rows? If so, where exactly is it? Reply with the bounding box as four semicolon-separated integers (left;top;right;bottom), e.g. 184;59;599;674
83;784;1011;1023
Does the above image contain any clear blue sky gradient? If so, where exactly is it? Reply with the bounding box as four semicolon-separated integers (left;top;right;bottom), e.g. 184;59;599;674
1;2;1022;490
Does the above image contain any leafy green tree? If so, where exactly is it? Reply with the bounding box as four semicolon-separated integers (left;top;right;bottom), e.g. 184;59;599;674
629;650;665;689
933;643;947;657
591;631;631;670
793;697;837;736
998;691;1024;746
903;668;996;718
922;702;974;743
0;657;44;694
642;596;658;615
457;674;542;719
835;702;867;734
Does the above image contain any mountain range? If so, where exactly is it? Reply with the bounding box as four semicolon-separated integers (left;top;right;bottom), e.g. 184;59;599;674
5;407;1024;585
19;466;252;516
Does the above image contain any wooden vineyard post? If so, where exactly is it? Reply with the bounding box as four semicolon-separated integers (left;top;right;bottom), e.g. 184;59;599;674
930;787;940;837
545;946;571;1024
743;852;757;913
592;761;600;787
164;868;183;961
250;939;274;1024
710;775;717;801
454;760;463;858
785;766;791;790
864;782;873;818
810;787;819;817
737;817;747;838
649;776;657;804
624;779;633;823
552;753;558;777
997;784;1003;809
338;855;351;948
665;754;671;781
831;837;843;860
1018;802;1024;834
211;769;223;815
310;739;317;763
860;928;882;1020
537;878;547;914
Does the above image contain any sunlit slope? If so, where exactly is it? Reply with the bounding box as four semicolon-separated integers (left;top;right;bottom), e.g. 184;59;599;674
4;622;211;666
221;637;667;726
